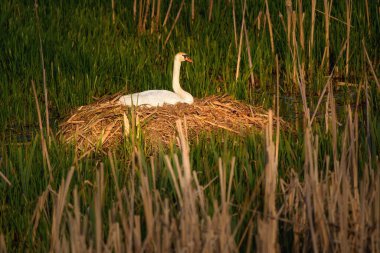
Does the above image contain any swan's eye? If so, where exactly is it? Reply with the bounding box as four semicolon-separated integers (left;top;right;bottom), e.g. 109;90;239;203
183;54;188;58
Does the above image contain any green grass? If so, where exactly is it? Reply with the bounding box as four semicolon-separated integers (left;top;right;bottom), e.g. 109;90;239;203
0;0;379;252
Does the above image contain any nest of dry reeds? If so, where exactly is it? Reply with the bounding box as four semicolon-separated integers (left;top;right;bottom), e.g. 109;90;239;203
58;94;278;156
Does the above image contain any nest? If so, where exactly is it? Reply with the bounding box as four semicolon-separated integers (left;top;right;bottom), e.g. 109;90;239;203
58;95;277;157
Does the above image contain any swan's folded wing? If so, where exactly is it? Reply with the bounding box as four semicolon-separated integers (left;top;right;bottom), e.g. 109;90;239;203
119;90;184;106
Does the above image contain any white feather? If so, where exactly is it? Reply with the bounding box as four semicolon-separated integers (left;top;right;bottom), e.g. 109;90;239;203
119;90;193;107
119;52;194;107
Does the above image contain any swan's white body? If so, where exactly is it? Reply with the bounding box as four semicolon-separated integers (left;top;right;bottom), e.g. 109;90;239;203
119;52;194;107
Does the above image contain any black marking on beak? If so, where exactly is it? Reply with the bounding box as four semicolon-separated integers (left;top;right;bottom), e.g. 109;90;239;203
183;54;193;63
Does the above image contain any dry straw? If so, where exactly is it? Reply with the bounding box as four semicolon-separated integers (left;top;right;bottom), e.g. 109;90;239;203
39;120;240;252
58;95;278;157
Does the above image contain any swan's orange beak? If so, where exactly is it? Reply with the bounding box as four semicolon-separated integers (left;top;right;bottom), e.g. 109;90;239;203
185;57;193;63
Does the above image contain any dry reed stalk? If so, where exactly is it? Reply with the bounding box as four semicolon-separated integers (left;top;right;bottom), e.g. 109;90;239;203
133;0;137;20
32;80;53;181
217;158;236;251
232;0;238;49
365;0;370;33
164;155;183;205
154;0;161;32
122;113;130;138
106;221;122;253
347;107;360;229
364;76;372;170
345;0;352;77
339;115;353;251
278;13;287;44
34;0;51;143
282;171;304;252
108;153;131;252
139;159;155;251
303;128;321;253
265;0;275;54
31;188;49;242
95;165;104;253
257;11;262;31
309;0;316;62
208;0;213;21
162;0;173;26
0;170;11;187
176;120;191;182
191;0;194;21
235;0;246;81
142;0;151;33
150;0;155;19
322;0;331;72
67;188;86;252
297;0;304;50
257;110;278;253
285;0;292;44
318;85;335;250
50;167;75;252
164;0;185;47
128;151;136;253
112;0;116;24
275;55;280;165
291;10;297;85
133;216;142;252
244;22;255;88
328;82;338;163
245;222;254;253
149;0;155;33
227;158;235;208
297;8;306;79
138;0;144;32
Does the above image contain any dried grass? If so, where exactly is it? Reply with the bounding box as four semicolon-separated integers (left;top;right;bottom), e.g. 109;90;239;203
34;104;380;253
257;110;279;253
58;95;277;156
43;120;239;253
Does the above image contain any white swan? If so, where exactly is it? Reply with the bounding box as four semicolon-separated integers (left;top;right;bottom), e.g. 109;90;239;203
119;52;194;107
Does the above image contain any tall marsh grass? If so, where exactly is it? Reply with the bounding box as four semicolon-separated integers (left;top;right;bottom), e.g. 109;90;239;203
22;104;380;252
0;0;379;252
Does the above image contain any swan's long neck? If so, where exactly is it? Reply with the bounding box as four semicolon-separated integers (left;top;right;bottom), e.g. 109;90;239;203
172;59;193;103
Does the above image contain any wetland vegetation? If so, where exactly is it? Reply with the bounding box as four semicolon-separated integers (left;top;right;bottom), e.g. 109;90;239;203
0;0;379;252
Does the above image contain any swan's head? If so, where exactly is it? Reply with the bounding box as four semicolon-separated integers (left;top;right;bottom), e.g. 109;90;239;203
175;52;193;63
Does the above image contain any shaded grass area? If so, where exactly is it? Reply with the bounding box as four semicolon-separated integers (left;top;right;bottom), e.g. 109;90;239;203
0;0;379;252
